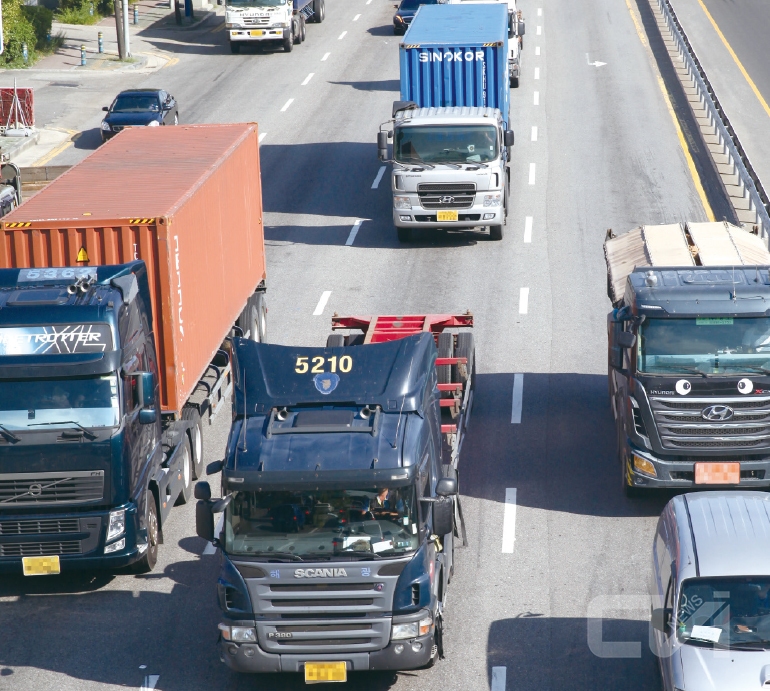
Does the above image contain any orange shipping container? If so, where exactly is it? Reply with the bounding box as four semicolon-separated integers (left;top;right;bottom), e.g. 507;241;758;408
0;123;265;414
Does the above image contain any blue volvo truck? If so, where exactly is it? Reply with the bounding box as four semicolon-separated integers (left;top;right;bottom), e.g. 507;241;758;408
196;314;475;678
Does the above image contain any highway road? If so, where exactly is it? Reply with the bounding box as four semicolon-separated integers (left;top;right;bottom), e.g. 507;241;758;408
0;0;732;688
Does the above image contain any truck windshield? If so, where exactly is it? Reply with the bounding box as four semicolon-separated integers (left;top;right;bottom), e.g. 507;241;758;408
638;317;770;375
227;0;285;6
394;125;499;164
0;375;120;430
677;576;770;649
225;487;420;558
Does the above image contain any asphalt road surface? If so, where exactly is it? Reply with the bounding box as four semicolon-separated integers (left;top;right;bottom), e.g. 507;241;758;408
0;0;729;688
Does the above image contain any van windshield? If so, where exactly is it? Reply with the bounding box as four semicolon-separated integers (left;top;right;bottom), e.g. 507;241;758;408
394;125;499;164
224;487;419;559
678;577;770;649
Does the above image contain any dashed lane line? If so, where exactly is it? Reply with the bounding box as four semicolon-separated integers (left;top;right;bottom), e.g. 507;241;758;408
280;98;294;112
258;132;267;143
519;287;530;314
322;52;330;60
492;666;507;691
302;73;315;85
536;25;542;35
528;163;536;185
502;489;517;551
371;166;386;189
533;91;540;105
531;126;538;141
511;375;524;423
535;46;540;55
346;220;363;246
353;13;361;20
338;31;347;39
534;67;540;79
313;291;332;315
524;216;533;243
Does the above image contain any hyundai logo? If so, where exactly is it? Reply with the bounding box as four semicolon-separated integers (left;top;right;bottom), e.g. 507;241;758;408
441;196;455;204
701;405;734;421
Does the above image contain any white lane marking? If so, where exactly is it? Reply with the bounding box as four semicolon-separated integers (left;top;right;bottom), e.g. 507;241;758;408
528;163;536;185
346;220;363;246
338;30;347;39
534;67;540;79
533;91;540;105
367;0;372;4
537;7;542;15
371;166;386;189
536;25;542;34
353;13;361;20
535;46;540;55
280;98;294;112
492;666;507;691
524;216;533;243
586;52;607;67
502;489;517;550
302;72;314;86
531;126;538;141
313;291;332;315
258;132;267;143
519;287;529;314
141;675;160;690
322;52;330;61
203;514;224;555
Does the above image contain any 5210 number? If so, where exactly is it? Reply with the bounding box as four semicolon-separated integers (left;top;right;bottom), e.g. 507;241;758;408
295;355;352;374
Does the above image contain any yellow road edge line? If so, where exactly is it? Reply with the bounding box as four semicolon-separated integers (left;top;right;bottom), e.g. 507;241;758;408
657;75;715;221
32;133;78;167
624;0;648;47
695;0;770;120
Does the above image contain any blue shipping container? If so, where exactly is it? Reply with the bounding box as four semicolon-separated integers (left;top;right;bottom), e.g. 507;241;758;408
400;4;509;128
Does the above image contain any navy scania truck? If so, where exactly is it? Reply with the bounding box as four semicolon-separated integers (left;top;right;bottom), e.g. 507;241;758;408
196;314;474;679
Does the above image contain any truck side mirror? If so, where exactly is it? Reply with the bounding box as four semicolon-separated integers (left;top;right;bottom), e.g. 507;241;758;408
432;497;454;536
102;106;109;112
207;460;224;475
651;607;672;633
517;20;525;36
195;481;212;500
504;130;515;147
436;477;458;496
196;499;215;542
135;371;155;408
139;409;157;425
377;131;389;161
617;332;636;349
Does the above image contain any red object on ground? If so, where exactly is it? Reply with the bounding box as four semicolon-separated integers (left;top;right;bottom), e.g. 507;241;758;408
0;88;34;128
331;313;473;344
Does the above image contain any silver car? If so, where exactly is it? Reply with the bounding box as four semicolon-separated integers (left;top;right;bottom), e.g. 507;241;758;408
651;491;770;690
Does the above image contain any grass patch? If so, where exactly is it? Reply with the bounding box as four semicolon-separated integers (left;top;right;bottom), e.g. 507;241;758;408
55;5;103;25
38;30;67;56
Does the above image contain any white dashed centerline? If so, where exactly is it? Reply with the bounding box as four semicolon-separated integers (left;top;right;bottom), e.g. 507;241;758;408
502;489;517;551
302;73;315;86
338;31;347;40
346;220;363;246
531;126;537;141
371;166;386;189
533;91;540;105
528;163;536;185
534;67;540;79
280;98;294;112
535;46;540;55
536;25;542;34
519;287;530;313
492;666;507;691
537;7;542;15
353;13;360;20
322;52;330;61
258;132;267;143
511;375;524;423
524;216;533;243
313;291;332;316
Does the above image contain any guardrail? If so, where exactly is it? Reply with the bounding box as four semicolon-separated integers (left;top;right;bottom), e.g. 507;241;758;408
656;0;770;238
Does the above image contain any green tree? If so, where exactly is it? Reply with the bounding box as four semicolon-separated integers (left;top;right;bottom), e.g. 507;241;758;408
2;0;37;66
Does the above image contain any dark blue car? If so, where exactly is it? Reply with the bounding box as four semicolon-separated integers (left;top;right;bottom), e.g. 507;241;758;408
393;0;443;35
101;89;179;143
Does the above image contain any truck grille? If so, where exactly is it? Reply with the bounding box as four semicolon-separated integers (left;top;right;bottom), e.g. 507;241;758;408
0;518;80;535
242;16;269;25
0;540;81;557
0;471;104;506
418;182;475;209
651;396;770;450
258;620;390;653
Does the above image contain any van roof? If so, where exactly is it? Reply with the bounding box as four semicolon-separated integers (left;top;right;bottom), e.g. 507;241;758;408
684;492;770;577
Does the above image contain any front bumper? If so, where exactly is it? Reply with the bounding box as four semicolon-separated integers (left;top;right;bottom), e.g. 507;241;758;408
622;440;770;490
229;27;287;42
393;202;503;229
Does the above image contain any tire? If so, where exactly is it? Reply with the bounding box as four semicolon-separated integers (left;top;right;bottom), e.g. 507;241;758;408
173;113;179;125
283;25;294;52
230;41;240;54
437;332;453;395
298;14;306;43
238;298;260;342
254;291;267;342
510;76;519;88
489;224;504;241
133;491;159;573
312;0;324;22
454;332;474;384
182;406;205;480
326;334;345;348
174;437;193;506
397;226;411;242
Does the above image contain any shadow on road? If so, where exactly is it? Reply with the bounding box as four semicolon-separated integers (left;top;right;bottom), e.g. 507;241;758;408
330;80;400;92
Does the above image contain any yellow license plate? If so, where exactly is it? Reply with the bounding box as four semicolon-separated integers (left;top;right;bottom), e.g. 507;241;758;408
437;210;458;222
250;30;263;36
695;462;740;484
304;662;347;684
22;555;60;576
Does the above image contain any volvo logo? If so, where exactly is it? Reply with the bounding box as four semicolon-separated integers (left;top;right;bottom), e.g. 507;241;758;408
701;405;734;421
441;196;455;204
28;483;43;496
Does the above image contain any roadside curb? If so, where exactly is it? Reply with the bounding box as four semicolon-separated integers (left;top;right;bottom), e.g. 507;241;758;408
0;130;41;160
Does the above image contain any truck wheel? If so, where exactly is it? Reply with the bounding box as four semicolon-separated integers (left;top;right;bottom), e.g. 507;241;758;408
230;41;240;54
326;334;345;348
183;406;205;480
133;491;159;573
239;298;261;342
454;332;474;384
174;437;193;505
298;14;306;42
437;333;453;394
312;0;324;22
283;25;294;52
489;224;504;241
255;292;267;342
397;226;411;242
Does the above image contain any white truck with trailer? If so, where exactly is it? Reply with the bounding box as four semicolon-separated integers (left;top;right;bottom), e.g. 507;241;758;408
226;0;325;54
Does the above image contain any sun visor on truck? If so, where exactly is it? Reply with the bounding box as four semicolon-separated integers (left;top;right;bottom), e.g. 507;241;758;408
231;333;437;415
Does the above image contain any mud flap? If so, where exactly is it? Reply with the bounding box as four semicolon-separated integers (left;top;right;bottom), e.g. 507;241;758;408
454;494;468;547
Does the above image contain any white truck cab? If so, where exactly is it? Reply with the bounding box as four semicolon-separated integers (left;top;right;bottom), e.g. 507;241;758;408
226;0;324;54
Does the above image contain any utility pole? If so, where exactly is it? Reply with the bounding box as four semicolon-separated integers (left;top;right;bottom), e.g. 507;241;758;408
122;0;131;57
113;0;126;58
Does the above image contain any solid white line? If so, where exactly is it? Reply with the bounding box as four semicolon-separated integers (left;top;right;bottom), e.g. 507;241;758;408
345;220;363;246
519;287;529;314
302;72;314;86
322;52;330;61
353;13;360;20
338;30;347;39
533;91;540;105
502;488;517;551
536;25;542;35
141;674;160;690
534;67;540;79
280;98;294;112
535;46;541;55
531;126;537;141
492;666;507;691
371;166;386;189
524;216;533;243
528;163;536;185
258;132;267;143
537;7;542;15
203;514;224;555
313;291;332;315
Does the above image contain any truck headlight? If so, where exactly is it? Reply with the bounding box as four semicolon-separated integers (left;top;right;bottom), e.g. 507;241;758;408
633;454;657;478
101;120;111;131
104;537;125;554
483;194;501;207
147;120;160;127
394;196;411;210
226;22;241;28
107;508;125;541
391;616;432;641
218;623;256;642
